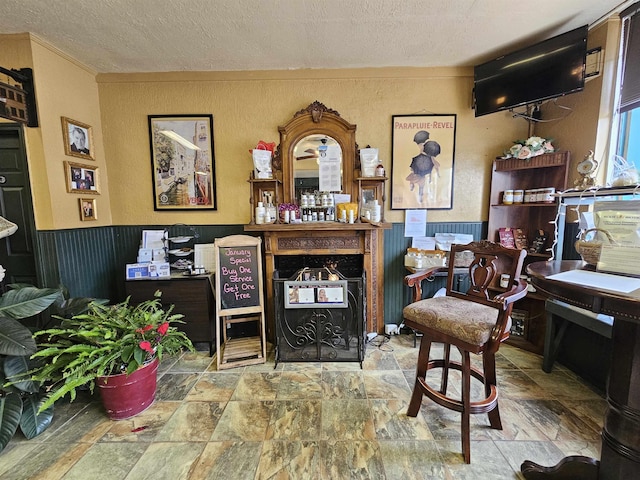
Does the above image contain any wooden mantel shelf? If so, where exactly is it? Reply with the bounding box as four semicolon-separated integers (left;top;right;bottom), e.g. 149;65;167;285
244;222;391;232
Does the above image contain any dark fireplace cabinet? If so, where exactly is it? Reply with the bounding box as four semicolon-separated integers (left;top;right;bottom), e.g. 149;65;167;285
273;269;366;366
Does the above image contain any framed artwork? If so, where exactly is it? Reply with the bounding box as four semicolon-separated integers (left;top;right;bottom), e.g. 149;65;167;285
391;114;457;210
79;198;97;221
64;161;99;194
61;117;95;160
148;114;217;210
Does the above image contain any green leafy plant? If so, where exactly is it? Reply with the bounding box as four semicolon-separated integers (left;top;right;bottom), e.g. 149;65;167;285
29;291;194;413
0;285;64;453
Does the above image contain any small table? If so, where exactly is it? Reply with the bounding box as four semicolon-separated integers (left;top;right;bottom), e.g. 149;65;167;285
522;261;640;480
125;273;216;355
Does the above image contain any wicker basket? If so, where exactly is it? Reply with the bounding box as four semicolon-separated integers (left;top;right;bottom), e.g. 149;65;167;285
575;228;615;265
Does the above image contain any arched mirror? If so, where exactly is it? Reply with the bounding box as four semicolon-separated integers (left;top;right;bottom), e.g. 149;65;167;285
278;101;356;203
292;134;342;198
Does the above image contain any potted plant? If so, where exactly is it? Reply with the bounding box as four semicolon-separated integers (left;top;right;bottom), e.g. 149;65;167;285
1;281;105;452
0;284;64;453
29;291;194;420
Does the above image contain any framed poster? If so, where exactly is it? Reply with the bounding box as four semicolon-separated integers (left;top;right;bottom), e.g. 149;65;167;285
148;114;217;210
61;117;95;161
64;161;99;194
391;114;456;209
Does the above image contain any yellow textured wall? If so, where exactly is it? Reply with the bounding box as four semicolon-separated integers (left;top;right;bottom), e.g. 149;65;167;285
30;36;111;229
97;68;527;225
0;34;110;230
537;20;621;188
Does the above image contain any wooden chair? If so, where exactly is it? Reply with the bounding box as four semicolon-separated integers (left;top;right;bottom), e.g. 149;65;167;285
403;240;527;463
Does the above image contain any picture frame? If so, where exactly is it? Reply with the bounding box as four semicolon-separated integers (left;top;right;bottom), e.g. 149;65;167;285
61;117;95;160
64;161;99;194
284;280;348;309
79;198;97;221
148;114;217;210
391;114;457;210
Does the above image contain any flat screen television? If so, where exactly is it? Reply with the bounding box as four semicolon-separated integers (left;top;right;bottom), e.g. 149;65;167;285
474;25;588;117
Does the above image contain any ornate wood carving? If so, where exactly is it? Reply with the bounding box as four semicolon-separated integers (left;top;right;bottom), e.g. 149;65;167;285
294;100;340;122
278;236;361;251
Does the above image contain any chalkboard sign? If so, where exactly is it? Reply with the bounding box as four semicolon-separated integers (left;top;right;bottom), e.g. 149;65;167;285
215;235;263;315
214;234;266;370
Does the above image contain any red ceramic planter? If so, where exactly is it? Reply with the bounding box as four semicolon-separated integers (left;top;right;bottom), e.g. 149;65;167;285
97;357;159;420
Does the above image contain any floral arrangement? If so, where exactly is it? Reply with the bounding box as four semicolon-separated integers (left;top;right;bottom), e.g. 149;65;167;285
504;136;555;160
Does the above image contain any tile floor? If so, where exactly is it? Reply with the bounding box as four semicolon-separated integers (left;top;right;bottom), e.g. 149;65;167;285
2;334;606;480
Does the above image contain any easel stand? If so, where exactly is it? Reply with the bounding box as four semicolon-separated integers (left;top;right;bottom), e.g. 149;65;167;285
214;235;267;370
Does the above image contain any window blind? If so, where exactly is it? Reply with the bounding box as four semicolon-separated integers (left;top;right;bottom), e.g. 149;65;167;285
620;2;640;113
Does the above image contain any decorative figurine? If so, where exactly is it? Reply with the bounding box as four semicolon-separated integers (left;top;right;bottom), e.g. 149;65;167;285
575;150;598;189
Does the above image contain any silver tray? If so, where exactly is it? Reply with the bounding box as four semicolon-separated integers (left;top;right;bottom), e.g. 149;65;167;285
168;236;193;243
169;249;193;257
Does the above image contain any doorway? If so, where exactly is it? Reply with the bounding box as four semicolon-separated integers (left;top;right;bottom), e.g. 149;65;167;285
0;123;38;285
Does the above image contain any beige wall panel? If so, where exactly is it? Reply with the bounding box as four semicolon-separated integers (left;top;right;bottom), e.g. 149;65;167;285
99;68;526;225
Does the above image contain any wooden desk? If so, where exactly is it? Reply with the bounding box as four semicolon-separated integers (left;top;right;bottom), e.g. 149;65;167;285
125;273;216;355
523;261;640;480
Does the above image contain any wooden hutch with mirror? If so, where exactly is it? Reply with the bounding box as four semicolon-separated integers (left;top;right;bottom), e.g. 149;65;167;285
245;101;390;339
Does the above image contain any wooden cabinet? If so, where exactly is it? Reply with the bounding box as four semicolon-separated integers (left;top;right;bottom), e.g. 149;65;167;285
248;174;282;224
245;102;390;339
487;151;570;353
125;274;216;355
356;175;387;222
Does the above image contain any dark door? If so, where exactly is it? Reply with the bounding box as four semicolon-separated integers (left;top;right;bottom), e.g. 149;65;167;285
0;123;38;285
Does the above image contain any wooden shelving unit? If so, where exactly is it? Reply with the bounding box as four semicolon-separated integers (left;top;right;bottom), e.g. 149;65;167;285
487;151;570;354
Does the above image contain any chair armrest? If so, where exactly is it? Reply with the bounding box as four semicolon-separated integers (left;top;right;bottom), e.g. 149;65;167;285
494;279;528;308
404;267;448;303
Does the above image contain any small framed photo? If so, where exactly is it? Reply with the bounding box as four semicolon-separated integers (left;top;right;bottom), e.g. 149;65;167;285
79;198;97;221
65;161;99;194
61;117;95;160
284;280;348;309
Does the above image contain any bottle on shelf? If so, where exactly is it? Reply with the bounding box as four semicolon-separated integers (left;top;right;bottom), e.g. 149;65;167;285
255;201;266;225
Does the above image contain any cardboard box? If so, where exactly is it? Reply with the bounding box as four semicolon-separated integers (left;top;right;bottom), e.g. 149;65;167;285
126;263;151;280
151;262;171;277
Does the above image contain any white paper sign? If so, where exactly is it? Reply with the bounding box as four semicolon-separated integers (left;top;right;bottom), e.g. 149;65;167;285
318;145;342;192
547;269;640;294
597;245;640;277
404;210;427;238
411;236;436;250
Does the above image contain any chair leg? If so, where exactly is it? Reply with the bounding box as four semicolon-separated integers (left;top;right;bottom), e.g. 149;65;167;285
461;350;471;464
440;343;451;395
483;352;502;430
407;335;432;417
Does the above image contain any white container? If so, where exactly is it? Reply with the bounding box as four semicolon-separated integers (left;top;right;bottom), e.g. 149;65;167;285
499;274;510;288
541;187;556;203
524;189;535;203
503;190;514;205
372;203;381;222
255;202;266;224
267;204;277;223
284;210;290;224
513;189;524;203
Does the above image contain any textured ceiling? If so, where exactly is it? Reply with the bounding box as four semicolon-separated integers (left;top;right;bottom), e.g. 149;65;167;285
0;0;630;73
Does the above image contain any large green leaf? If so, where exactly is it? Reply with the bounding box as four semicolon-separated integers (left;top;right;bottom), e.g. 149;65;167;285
19;394;53;439
0;317;37;356
0;393;22;453
4;355;39;393
0;287;62;320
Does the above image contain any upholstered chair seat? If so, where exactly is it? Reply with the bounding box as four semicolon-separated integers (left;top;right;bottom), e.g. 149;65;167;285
403;296;512;347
